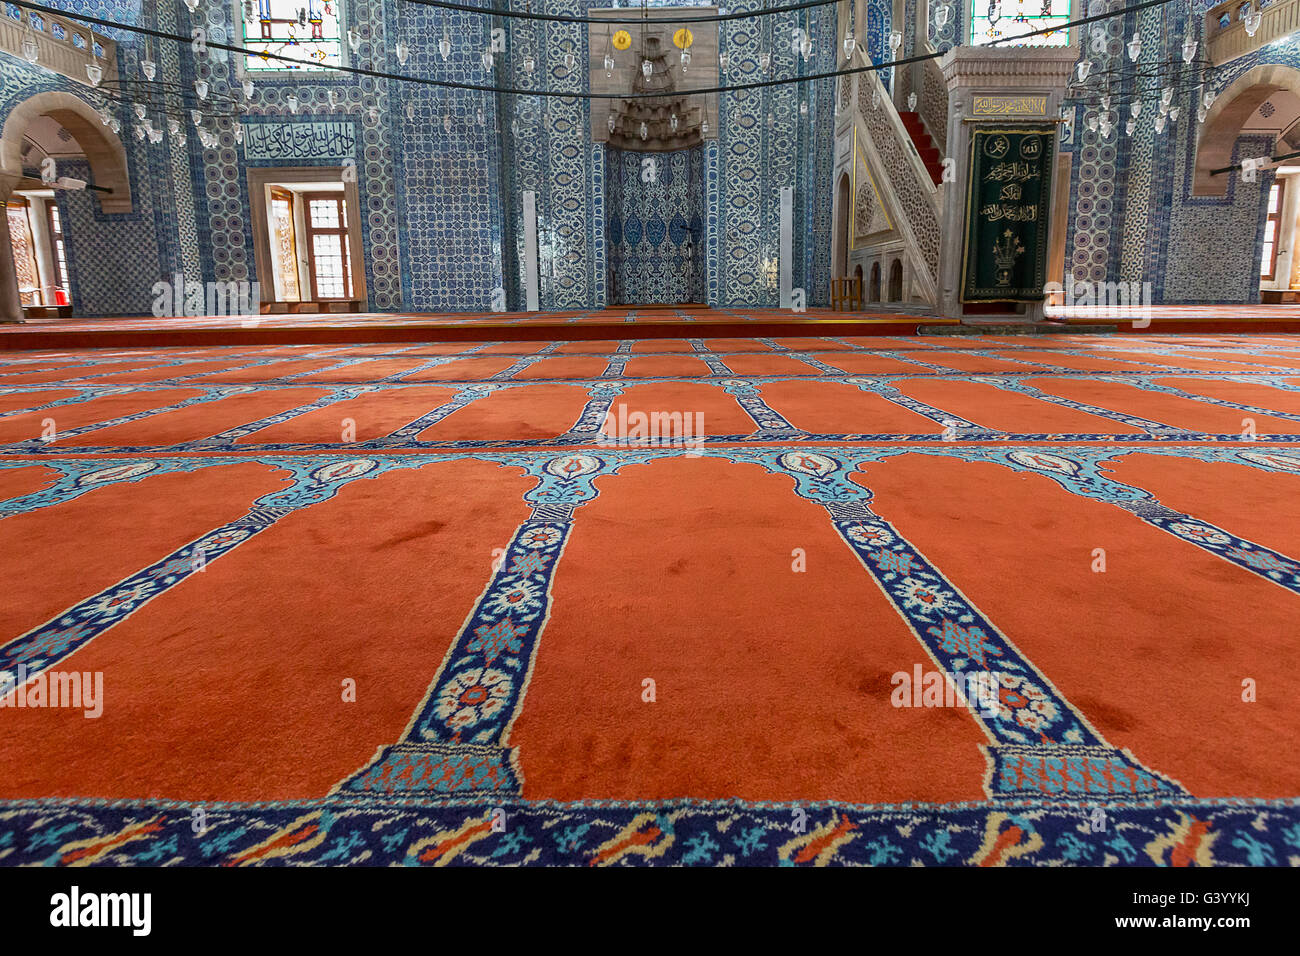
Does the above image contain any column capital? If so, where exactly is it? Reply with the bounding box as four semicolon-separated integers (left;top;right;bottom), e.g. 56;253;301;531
0;171;22;201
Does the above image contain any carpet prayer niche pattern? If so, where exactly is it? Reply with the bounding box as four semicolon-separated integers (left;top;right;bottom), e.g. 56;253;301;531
2;332;1300;865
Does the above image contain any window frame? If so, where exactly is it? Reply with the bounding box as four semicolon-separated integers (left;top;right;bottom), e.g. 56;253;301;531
246;167;366;308
45;199;68;294
1261;179;1287;282
301;191;353;300
6;198;40;306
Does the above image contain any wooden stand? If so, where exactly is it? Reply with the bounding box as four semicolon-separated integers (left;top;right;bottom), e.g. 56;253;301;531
830;277;864;311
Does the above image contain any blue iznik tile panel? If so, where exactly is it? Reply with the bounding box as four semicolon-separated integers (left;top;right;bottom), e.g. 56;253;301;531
590;141;606;304
54;157;164;315
929;0;960;51
51;0;143;41
866;0;891;88
0;15;167;316
1061;0;1127;290
1;0;838;312
716;0;835;306
1161;134;1273;303
1101;19;1300;302
389;3;502;310
607;145;706;303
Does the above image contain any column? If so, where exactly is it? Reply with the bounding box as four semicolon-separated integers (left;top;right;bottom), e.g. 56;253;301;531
0;172;26;324
27;195;57;306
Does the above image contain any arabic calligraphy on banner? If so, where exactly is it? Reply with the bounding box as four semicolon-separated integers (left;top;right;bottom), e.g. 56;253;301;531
242;121;358;161
960;125;1055;302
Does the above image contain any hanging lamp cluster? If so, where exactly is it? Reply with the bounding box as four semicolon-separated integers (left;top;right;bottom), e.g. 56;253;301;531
5;0;1193;151
1063;8;1228;141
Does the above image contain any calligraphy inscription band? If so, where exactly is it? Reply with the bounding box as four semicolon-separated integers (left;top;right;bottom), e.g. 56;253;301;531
242;121;359;161
972;95;1049;117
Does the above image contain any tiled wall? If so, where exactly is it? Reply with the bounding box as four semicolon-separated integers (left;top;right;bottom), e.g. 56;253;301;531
55;156;165;315
606;145;707;304
0;25;169;317
389;4;503;311
3;1;1293;312
0;0;831;313
496;0;836;310
1062;10;1291;303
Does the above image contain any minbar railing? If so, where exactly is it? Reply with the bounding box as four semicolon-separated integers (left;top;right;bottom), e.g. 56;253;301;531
919;47;949;155
0;4;118;87
1207;0;1300;66
854;61;942;299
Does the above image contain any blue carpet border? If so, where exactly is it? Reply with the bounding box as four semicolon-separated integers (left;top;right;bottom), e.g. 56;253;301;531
2;796;1297;866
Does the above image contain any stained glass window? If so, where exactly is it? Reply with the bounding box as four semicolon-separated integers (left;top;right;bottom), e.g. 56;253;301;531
240;0;342;71
970;0;1071;47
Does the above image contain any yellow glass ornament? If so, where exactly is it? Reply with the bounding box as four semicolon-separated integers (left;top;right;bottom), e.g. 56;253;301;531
613;30;632;51
673;28;694;49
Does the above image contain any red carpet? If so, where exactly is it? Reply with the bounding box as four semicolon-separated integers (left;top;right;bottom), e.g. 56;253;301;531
1;331;1298;865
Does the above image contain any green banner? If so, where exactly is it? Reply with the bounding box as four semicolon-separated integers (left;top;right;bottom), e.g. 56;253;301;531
960;126;1055;302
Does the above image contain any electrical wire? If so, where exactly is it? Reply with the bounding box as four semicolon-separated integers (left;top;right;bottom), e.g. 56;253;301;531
10;0;1185;102
399;0;839;26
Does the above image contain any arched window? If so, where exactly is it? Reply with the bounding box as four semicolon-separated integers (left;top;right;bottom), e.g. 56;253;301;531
970;1;1071;48
239;0;343;71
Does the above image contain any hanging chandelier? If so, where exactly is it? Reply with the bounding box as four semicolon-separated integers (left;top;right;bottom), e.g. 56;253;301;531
94;78;245;123
1063;18;1217;139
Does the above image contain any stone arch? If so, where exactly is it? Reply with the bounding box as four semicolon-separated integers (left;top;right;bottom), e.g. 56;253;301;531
1194;64;1300;198
868;261;881;302
1;90;132;213
833;170;851;278
888;258;904;301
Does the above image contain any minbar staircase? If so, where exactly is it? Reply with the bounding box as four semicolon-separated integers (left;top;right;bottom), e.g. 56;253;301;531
899;111;943;186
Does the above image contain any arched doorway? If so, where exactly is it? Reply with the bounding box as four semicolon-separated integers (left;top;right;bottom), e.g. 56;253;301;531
1192;65;1300;301
0;91;132;322
833;171;850;279
1193;65;1300;196
868;261;881;302
888;259;903;301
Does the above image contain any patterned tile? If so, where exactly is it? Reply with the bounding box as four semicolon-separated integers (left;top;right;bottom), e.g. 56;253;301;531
2;1;1287;313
